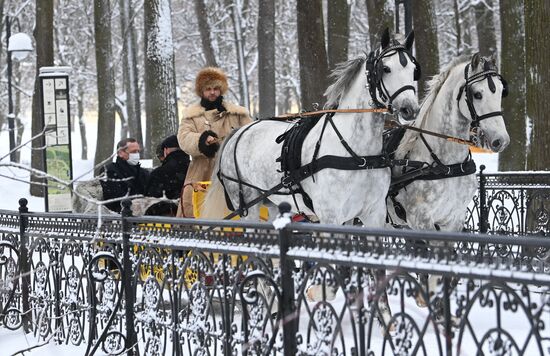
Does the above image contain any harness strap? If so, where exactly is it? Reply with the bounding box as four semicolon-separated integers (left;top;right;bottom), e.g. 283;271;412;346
389;153;476;194
231;120;263;216
419;133;448;173
388;85;416;103
325;114;369;165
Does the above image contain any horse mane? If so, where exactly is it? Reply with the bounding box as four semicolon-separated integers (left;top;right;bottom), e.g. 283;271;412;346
397;55;470;153
324;56;366;109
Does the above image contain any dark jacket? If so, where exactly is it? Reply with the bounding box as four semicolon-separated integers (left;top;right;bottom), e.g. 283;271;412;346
100;157;150;212
146;150;190;199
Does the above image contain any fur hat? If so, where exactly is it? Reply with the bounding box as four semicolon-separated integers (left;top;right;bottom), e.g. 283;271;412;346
160;135;179;149
195;67;228;97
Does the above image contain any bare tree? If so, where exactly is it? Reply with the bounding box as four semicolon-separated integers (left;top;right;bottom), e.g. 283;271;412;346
412;0;439;97
453;0;462;55
297;0;329;110
327;0;350;70
274;0;300;114
473;0;497;56
194;0;218;67
257;0;275;117
55;0;96;161
498;0;526;171
93;0;116;175
365;0;392;50
225;0;250;107
144;0;179;162
30;0;54;196
119;0;143;148
525;0;550;170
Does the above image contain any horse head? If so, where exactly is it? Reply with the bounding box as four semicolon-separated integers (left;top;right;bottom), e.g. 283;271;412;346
457;53;510;152
366;28;420;121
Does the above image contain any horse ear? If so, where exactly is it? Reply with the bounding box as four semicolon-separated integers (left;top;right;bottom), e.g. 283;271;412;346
471;53;481;70
405;31;415;51
490;54;497;67
381;28;390;49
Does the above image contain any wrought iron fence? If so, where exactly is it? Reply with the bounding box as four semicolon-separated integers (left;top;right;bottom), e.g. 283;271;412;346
467;166;550;235
0;170;549;355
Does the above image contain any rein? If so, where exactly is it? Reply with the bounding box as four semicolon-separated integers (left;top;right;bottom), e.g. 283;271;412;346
384;120;489;151
273;108;389;120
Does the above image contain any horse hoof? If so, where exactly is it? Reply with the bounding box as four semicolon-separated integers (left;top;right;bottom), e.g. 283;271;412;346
306;284;337;302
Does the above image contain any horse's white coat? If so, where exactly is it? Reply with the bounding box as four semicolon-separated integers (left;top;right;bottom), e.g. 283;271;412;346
391;55;510;231
214;41;419;227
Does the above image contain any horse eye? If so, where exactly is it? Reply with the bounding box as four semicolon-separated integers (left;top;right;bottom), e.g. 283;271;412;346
474;92;483;100
383;66;391;73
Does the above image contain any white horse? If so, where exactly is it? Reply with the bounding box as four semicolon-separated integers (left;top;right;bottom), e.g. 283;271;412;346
205;29;420;228
390;53;509;231
388;54;510;318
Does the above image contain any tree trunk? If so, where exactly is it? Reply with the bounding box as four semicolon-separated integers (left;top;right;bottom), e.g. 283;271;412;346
327;0;350;70
226;0;249;107
473;0;497;56
365;0;393;51
526;0;550;170
119;0;143;148
93;0;116;175
297;0;329;110
412;0;439;98
498;0;526;171
77;86;88;160
144;0;179;164
31;0;55;196
257;0;276;118
194;0;218;67
462;5;475;53
453;0;462;55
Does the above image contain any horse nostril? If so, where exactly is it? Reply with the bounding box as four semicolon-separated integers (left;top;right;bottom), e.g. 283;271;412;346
492;139;501;150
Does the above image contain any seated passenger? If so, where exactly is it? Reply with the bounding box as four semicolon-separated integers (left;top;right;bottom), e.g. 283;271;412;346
100;138;149;212
146;135;190;199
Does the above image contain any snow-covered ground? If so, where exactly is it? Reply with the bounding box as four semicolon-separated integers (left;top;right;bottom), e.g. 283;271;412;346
0;328;93;356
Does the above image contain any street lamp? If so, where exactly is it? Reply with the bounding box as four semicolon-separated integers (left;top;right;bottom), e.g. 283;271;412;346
6;16;33;162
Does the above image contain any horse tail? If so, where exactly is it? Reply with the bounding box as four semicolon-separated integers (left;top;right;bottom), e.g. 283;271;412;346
199;129;238;219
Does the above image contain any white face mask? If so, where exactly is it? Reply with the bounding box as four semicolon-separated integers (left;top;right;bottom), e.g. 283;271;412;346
127;152;140;166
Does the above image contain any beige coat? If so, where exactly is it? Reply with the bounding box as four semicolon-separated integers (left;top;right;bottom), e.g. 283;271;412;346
177;100;252;184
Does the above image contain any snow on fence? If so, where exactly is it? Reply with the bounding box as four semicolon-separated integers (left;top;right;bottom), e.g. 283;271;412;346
0;170;549;355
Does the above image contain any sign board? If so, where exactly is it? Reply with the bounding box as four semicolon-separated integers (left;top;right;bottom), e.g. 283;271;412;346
39;67;73;212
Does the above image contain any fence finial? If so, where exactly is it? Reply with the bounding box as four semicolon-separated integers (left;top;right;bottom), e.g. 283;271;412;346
18;198;28;210
273;202;292;230
121;199;132;217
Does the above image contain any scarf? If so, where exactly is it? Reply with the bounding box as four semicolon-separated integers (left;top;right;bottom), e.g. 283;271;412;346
200;96;226;113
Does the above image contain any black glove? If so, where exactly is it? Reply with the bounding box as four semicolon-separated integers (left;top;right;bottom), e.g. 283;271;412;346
198;130;219;158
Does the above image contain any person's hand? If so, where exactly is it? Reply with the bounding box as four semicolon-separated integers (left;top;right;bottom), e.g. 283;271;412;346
191;182;208;192
205;135;218;145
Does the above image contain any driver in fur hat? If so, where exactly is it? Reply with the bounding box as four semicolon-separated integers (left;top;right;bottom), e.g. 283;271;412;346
177;67;252;217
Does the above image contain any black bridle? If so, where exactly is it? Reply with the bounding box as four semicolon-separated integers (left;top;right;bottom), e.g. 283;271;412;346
456;63;508;128
366;44;421;112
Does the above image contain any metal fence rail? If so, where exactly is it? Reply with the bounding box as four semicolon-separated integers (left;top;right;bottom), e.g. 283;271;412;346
467;167;550;235
0;170;549;355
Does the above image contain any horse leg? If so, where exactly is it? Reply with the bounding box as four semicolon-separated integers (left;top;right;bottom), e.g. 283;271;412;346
358;207;395;332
